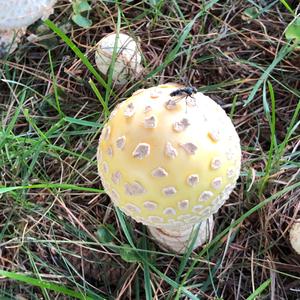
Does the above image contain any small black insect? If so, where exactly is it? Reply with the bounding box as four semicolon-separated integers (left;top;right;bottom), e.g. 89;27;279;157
170;86;197;98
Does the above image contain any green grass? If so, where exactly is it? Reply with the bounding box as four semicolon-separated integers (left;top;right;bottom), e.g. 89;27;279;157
0;270;101;300
0;1;299;299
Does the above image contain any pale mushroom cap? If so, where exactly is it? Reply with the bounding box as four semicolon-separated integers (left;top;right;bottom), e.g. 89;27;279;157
95;32;142;84
0;0;56;56
97;83;241;228
290;219;300;255
0;0;57;30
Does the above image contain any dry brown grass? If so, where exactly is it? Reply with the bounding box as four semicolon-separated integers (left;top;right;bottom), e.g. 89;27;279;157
0;0;299;299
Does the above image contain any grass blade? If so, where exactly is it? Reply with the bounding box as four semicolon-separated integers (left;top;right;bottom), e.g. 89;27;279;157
125;0;219;96
246;279;271;300
176;182;300;297
44;19;107;89
0;183;103;194
244;43;293;106
0;270;101;300
88;79;110;119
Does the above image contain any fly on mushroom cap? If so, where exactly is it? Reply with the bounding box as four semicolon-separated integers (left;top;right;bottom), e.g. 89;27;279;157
97;83;241;229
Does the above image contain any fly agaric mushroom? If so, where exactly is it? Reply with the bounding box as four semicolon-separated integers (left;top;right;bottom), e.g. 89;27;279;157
97;83;241;253
0;0;57;56
95;32;143;85
290;219;300;255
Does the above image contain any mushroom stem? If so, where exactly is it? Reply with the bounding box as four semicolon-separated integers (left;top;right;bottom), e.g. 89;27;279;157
148;216;214;254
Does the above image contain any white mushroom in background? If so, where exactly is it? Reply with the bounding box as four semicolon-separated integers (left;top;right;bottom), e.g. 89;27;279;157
290;219;300;255
95;32;143;85
97;83;242;253
0;0;57;56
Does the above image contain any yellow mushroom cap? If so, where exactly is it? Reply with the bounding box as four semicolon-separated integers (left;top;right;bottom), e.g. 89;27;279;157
290;219;300;255
97;84;241;228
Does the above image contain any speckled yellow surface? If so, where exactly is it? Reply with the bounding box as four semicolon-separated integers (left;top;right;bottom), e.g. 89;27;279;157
97;83;241;228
